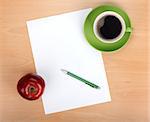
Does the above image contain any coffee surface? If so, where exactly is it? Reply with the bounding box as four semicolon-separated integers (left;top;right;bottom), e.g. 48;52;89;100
97;15;122;40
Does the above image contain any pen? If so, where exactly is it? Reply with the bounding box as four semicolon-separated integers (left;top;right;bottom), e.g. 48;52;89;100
61;69;100;89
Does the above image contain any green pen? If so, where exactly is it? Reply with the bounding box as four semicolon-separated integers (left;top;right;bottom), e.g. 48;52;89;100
61;69;100;89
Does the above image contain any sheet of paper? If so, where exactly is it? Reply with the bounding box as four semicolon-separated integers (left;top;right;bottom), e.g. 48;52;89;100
27;8;111;114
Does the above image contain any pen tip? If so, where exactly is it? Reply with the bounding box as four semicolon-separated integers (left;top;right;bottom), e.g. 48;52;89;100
61;69;68;74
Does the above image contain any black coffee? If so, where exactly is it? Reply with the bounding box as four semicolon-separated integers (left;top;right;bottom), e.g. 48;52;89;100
97;15;122;40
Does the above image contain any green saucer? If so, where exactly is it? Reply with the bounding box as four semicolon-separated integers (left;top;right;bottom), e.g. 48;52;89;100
84;5;132;52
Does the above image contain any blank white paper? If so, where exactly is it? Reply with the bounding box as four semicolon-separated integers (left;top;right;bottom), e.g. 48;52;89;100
27;8;111;114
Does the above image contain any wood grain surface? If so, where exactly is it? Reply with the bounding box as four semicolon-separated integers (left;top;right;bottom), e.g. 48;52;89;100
0;0;149;122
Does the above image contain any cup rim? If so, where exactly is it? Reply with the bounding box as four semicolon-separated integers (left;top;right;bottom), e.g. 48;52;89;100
93;11;126;43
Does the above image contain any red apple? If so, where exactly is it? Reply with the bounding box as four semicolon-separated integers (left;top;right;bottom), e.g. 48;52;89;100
17;73;45;100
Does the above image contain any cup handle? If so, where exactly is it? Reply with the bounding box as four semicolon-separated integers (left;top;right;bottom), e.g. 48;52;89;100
126;27;132;33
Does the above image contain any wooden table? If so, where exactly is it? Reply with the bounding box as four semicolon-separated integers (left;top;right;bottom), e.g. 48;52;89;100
0;0;149;122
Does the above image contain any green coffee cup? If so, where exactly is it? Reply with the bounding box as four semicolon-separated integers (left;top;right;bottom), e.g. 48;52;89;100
84;5;132;52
